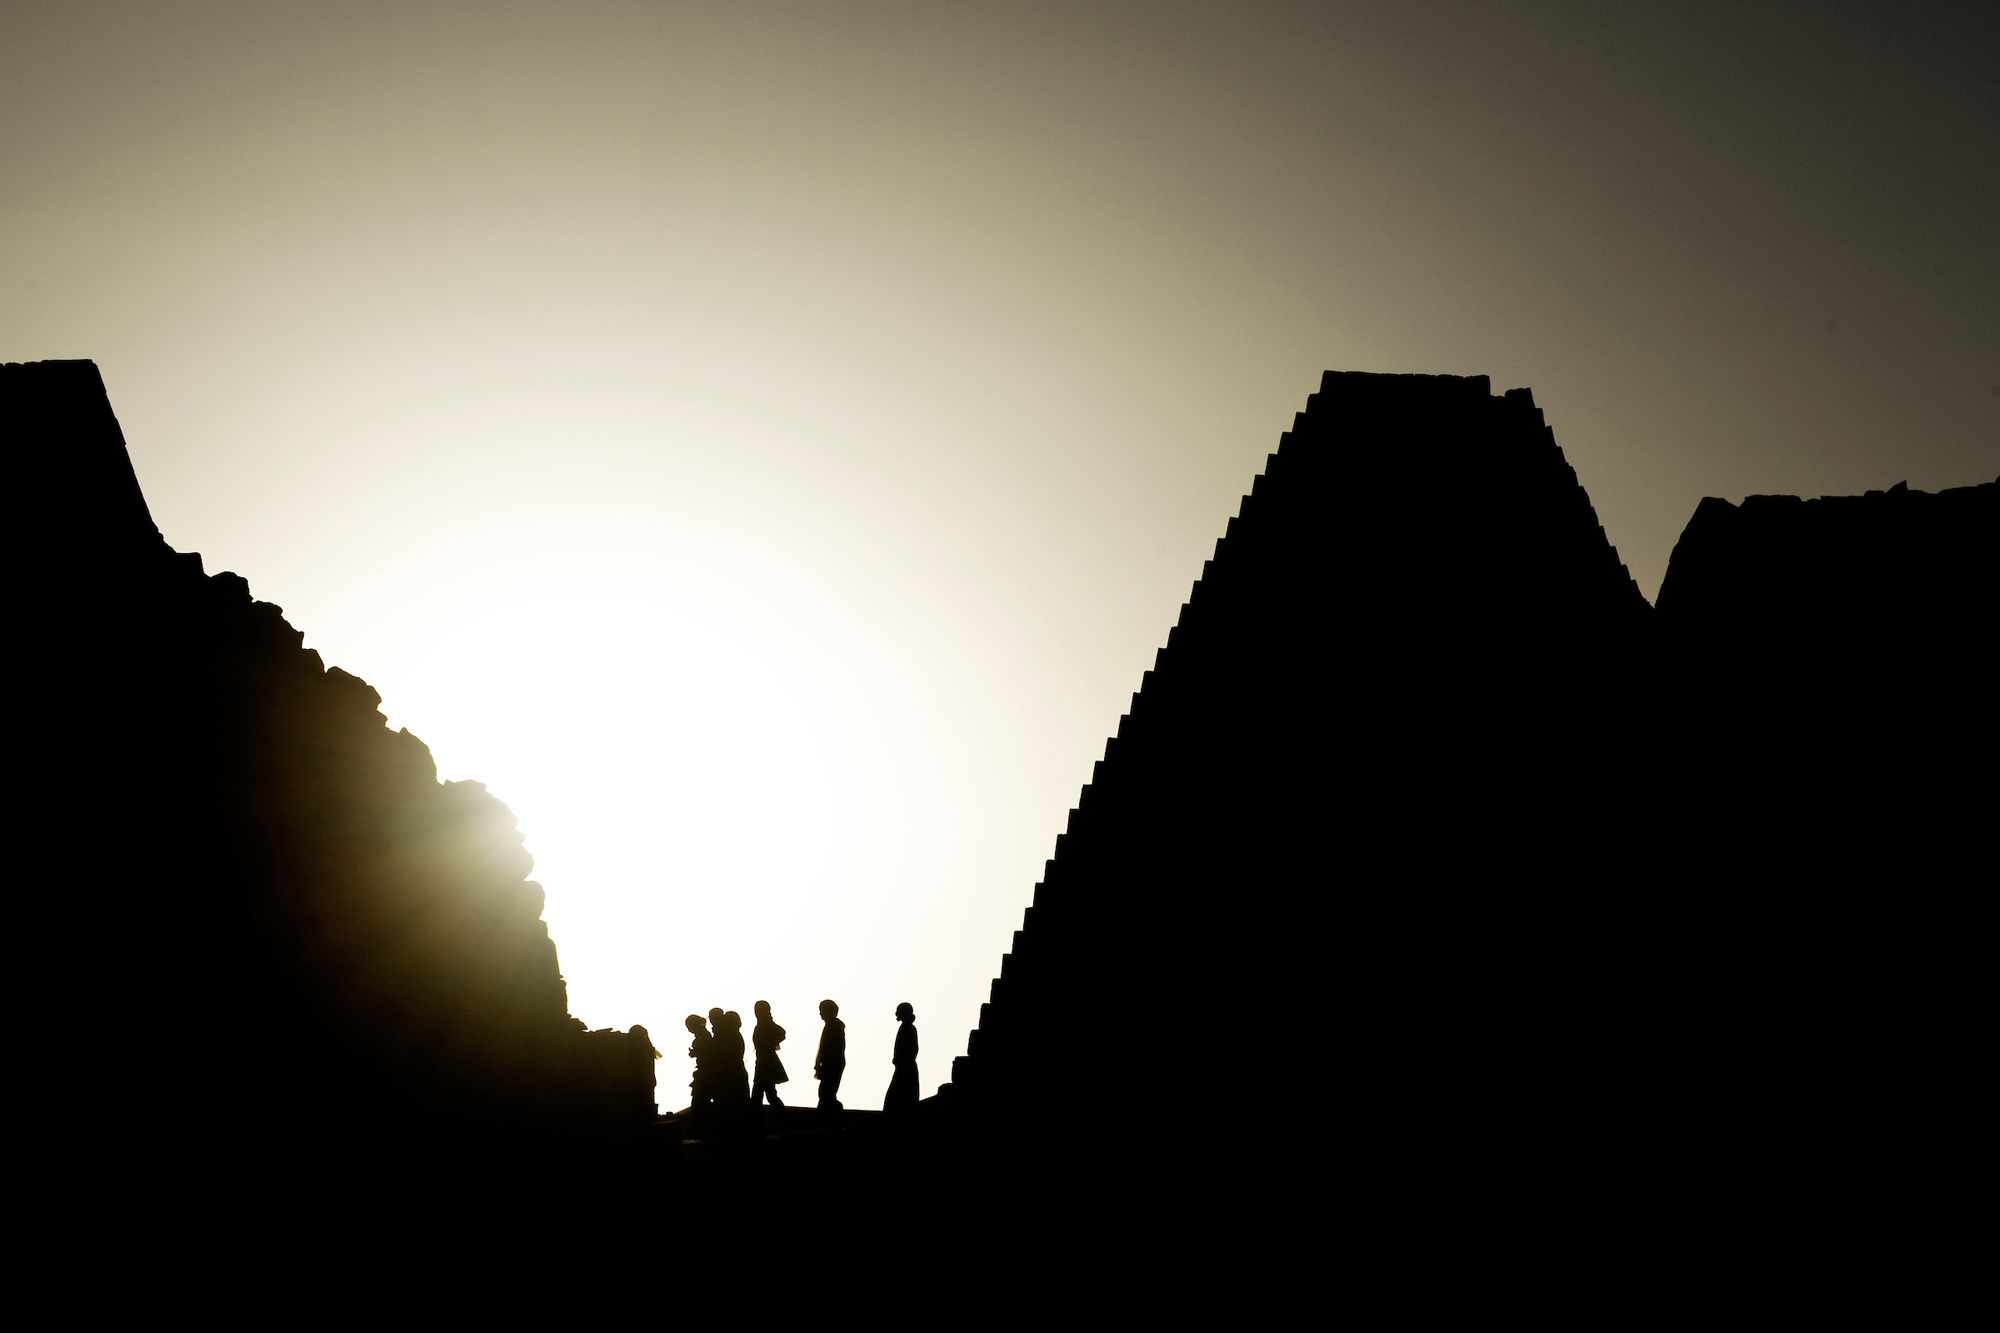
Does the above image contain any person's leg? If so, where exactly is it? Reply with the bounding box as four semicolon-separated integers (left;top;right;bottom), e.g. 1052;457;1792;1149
758;1078;783;1131
752;1075;786;1131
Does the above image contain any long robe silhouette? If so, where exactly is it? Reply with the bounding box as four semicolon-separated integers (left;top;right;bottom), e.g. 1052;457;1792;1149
751;1001;788;1121
815;1000;846;1122
714;1009;751;1130
629;1024;661;1120
883;1002;919;1117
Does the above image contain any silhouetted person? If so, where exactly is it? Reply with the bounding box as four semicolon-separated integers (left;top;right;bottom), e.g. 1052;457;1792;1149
750;1000;789;1129
884;1002;918;1119
684;1014;715;1133
815;999;846;1125
714;1008;751;1132
630;1024;662;1121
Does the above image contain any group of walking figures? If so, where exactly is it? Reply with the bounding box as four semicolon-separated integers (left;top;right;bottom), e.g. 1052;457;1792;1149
673;998;920;1133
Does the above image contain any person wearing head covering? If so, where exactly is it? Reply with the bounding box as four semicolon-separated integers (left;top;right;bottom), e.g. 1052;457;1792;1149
750;1000;789;1129
814;999;847;1125
684;1013;716;1134
714;1009;751;1130
629;1024;662;1121
883;1002;919;1118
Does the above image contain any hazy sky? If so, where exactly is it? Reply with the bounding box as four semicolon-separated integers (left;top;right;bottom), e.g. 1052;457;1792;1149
5;3;1994;1099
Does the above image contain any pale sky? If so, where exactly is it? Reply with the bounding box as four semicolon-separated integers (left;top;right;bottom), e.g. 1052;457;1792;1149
5;2;1994;1102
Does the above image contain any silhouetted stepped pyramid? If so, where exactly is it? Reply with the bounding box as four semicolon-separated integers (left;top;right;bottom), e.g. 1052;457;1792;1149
943;369;1990;1232
946;372;1654;1169
10;361;655;1207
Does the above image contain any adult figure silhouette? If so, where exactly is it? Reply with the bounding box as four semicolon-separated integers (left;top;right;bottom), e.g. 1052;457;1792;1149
814;999;846;1125
684;1014;715;1133
884;1001;919;1119
750;1000;789;1129
714;1008;751;1132
629;1024;662;1121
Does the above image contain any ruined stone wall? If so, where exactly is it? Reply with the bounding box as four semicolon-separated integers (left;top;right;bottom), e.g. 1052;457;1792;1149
10;360;652;1193
1644;474;1996;1199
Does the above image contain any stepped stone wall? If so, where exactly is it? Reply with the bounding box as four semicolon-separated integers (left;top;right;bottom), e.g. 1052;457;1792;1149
946;372;1656;1158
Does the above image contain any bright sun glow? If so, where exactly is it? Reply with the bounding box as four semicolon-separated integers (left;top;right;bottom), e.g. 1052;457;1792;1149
283;382;977;1102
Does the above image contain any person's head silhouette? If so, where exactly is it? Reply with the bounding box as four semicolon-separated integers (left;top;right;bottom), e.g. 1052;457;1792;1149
820;999;839;1021
708;1007;725;1030
896;1002;915;1023
685;1014;708;1037
754;1000;772;1021
723;1010;742;1034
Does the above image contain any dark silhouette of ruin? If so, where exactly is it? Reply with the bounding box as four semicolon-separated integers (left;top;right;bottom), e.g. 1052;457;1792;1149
11;358;1991;1261
933;371;1993;1234
13;359;664;1221
946;374;1662;1153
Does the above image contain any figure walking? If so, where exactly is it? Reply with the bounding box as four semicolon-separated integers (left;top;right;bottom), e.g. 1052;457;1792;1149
684;1013;716;1135
713;1007;751;1133
884;1001;919;1119
750;1000;789;1130
814;999;846;1125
